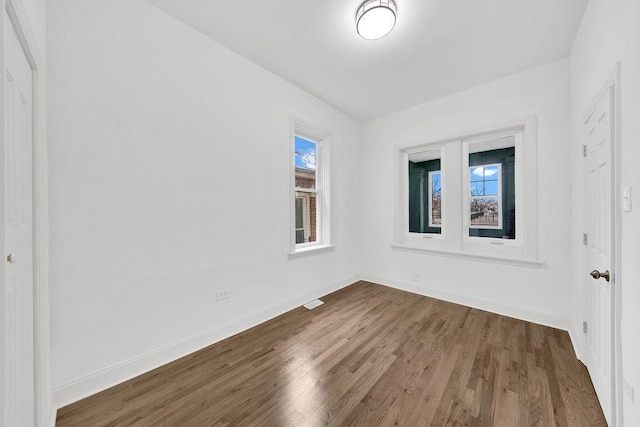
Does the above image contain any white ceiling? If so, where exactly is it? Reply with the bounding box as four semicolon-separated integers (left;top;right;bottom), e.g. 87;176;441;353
148;0;588;122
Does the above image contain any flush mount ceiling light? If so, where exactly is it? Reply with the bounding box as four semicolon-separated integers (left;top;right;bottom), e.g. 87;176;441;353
356;0;397;40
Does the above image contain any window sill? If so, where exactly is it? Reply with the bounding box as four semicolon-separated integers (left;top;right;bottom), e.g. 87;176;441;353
289;244;335;259
391;243;543;268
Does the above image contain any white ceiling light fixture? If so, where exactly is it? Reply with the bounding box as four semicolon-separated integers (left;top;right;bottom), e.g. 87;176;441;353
356;0;397;40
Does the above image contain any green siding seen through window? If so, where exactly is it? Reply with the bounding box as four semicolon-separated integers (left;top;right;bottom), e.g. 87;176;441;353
408;158;442;234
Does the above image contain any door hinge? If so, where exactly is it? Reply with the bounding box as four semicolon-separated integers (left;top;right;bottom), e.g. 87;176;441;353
583;233;588;246
582;145;587;158
583;321;588;334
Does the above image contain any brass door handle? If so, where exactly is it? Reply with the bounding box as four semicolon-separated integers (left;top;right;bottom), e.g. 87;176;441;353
590;270;610;282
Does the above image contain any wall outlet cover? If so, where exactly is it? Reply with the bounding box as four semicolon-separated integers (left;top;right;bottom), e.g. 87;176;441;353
215;290;230;301
623;376;635;403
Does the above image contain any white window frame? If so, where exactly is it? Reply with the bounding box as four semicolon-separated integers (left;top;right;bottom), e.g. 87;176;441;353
289;117;333;256
468;163;502;230
394;117;540;267
462;132;526;255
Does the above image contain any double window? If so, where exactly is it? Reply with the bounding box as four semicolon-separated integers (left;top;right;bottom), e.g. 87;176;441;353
398;119;538;263
290;119;331;254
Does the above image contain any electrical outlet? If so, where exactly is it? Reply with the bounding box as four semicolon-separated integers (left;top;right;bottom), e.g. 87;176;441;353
413;274;421;282
215;289;230;301
623;376;635;403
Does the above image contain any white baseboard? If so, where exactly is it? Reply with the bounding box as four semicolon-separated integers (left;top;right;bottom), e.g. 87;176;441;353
52;273;575;411
568;326;585;362
48;408;57;427
52;274;360;410
362;274;571;332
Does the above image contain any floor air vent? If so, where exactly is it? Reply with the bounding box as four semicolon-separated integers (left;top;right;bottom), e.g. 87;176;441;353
303;299;324;310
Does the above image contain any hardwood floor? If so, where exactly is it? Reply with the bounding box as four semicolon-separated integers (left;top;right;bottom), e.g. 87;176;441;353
56;281;606;426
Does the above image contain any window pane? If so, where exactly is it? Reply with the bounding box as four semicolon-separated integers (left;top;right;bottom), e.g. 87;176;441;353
484;165;499;178
294;136;316;189
470;167;485;182
471;181;485;196
295;198;304;229
408;150;442;234
469;146;515;239
484;180;499;196
470;197;499;227
295;191;318;244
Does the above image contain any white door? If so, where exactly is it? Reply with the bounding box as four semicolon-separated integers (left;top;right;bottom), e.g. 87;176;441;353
584;85;615;425
4;10;35;427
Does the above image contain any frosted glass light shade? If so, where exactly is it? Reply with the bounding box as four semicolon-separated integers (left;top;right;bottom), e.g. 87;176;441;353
356;0;397;40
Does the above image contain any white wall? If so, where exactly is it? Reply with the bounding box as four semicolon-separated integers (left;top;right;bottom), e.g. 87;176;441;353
570;0;640;424
46;0;639;422
47;0;362;406
361;59;573;330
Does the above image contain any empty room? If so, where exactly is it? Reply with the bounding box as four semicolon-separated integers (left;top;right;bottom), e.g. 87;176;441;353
1;0;639;425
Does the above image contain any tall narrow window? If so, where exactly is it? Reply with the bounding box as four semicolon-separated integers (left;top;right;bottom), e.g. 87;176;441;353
294;135;317;244
291;119;331;254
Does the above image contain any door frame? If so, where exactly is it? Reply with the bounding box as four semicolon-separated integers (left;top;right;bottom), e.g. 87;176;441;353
581;62;623;426
0;0;50;425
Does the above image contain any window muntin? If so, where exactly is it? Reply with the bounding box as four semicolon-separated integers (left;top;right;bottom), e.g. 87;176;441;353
408;150;442;235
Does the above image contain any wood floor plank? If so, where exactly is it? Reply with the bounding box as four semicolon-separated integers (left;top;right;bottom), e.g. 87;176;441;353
56;281;606;426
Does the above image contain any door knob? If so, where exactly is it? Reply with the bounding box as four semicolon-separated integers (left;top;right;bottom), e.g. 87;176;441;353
6;253;15;263
590;269;610;282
